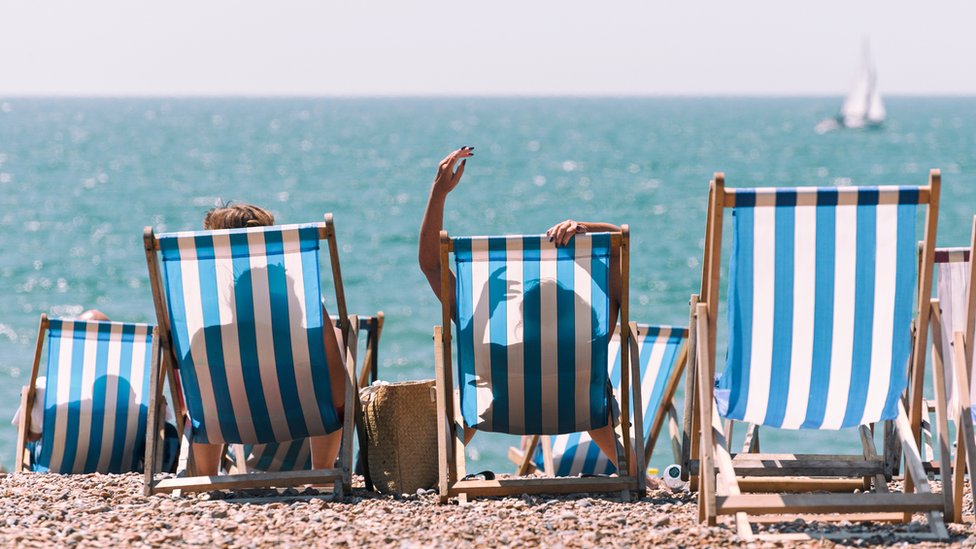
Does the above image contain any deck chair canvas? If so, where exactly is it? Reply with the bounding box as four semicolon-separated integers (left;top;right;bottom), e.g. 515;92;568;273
14;315;160;475
143;214;358;495
229;314;383;475
508;324;688;476
434;229;645;501
686;171;948;541
925;217;976;523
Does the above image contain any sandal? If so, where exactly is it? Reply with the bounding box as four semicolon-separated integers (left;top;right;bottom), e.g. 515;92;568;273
462;470;496;481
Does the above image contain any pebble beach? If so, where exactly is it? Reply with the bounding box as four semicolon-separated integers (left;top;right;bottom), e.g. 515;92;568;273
2;473;973;547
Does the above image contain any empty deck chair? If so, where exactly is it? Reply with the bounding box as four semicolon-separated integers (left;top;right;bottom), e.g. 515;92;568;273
434;230;645;501
14;315;160;474
229;314;383;474
926;216;976;523
686;171;948;541
143;215;358;495
508;324;688;476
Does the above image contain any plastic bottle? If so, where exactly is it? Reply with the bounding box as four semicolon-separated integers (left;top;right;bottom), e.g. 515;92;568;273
661;464;686;489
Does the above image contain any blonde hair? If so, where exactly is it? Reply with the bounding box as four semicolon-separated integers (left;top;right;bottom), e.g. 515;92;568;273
203;202;274;230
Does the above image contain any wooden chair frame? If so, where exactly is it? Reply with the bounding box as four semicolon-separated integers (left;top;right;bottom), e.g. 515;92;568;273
434;228;645;502
14;314;51;473
924;216;976;523
684;171;948;541
142;213;358;495
507;327;688;475
14;314;165;474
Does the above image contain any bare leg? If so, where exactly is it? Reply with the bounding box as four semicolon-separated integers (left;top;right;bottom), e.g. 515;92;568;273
192;443;223;476
310;433;341;469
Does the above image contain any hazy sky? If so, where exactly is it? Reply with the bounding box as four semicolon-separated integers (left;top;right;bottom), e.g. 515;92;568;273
2;0;974;96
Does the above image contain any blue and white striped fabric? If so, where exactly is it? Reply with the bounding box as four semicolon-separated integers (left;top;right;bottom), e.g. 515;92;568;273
719;187;922;430
237;440;313;472
36;319;154;474
231;316;369;474
158;223;341;445
537;324;688;476
454;234;612;435
934;248;975;421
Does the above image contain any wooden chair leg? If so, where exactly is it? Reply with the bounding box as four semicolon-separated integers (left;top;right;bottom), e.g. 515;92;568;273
517;436;541;476
928;304;955;521
952;422;966;522
15;386;31;473
710;391;753;540
19;315;46;475
951;331;976;523
695;303;716;525
667;403;682;464
859;425;889;495
628;321;646;496
895;402;949;539
433;326;451;502
682;295;700;486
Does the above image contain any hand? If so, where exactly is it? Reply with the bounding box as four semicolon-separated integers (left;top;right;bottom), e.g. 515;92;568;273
432;146;474;196
546;219;587;246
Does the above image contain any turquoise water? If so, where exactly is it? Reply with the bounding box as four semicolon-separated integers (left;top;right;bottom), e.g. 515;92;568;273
0;97;974;473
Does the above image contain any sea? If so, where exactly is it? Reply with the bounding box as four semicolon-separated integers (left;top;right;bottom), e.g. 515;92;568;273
0;97;973;474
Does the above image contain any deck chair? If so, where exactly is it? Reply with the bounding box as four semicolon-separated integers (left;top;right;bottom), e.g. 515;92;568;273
14;315;161;474
686;171;948;541
925;217;976;523
434;229;645;501
143;215;358;495
228;314;384;475
507;323;688;476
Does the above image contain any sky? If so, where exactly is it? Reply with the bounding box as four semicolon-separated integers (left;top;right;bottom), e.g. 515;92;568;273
1;0;974;96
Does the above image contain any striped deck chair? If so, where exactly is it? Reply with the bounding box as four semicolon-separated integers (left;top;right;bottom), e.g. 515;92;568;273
143;214;358;495
14;315;160;475
686;171;948;541
434;229;645;502
507;324;688;476
925;216;976;523
229;314;382;475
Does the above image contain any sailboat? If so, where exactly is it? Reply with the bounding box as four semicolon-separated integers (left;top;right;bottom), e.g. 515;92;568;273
816;41;886;133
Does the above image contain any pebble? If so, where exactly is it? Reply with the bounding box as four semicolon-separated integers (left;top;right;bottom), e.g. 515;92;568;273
0;473;968;547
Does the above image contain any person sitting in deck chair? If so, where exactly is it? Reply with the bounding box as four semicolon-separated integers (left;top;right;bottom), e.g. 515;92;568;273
187;202;350;476
11;309;180;473
418;146;644;479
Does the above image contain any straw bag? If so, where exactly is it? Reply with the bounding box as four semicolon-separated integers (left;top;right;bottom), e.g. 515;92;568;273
360;380;438;494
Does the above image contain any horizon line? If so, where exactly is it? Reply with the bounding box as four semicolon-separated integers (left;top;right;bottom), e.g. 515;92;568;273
2;92;975;100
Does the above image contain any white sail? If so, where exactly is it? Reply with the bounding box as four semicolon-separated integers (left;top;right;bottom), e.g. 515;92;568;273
867;86;886;124
841;68;871;128
838;40;884;128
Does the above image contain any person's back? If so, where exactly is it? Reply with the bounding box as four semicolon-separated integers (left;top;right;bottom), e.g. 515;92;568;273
417;148;644;480
189;202;349;475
